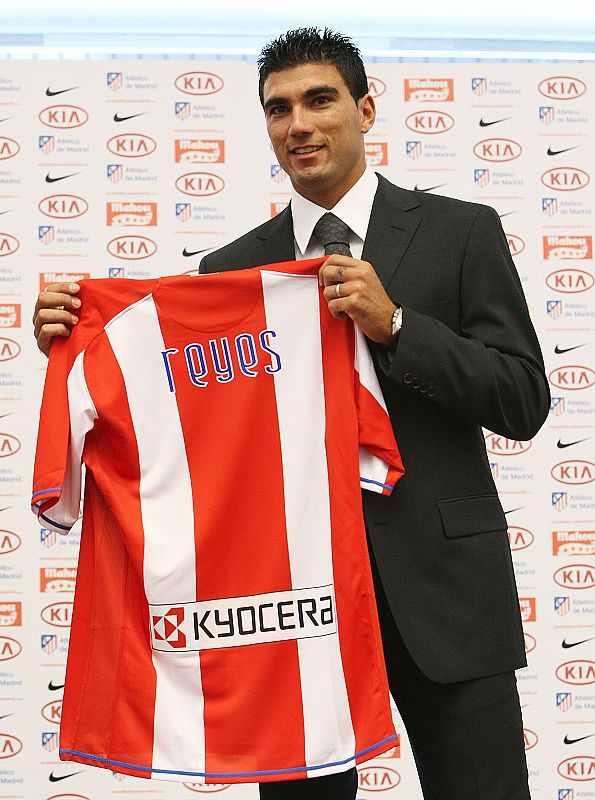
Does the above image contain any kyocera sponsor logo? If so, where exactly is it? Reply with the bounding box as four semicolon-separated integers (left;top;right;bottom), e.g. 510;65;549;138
0;137;19;161
175;71;224;95
358;766;401;791
0;434;20;458
365;142;388;166
549;366;595;390
41;699;62;724
0;734;22;759
41;601;73;627
0;234;19;257
524;632;537;653
0;530;21;554
0;602;21;626
484;434;531;455
524;729;538;750
556;660;595;685
473;138;522;162
542;168;590;192
544;235;593;261
367;76;386;98
39;195;88;219
176;172;225;197
554;564;595;590
546;268;594;293
551;460;595;485
182;784;231;793
404;78;454;102
0;635;21;661
107;236;157;260
539;76;587;100
557;756;595;781
507;235;525;256
0;338;20;362
107;133;156;158
405;110;454;134
39;105;88;129
508;526;534;551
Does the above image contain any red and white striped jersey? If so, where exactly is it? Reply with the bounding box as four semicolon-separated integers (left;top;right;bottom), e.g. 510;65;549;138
32;258;404;784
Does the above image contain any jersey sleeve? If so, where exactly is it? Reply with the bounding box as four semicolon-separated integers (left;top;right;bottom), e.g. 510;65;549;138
31;337;97;533
354;326;404;495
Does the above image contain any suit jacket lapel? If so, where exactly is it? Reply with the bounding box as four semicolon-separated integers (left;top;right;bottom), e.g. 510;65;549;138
362;175;421;292
250;206;295;266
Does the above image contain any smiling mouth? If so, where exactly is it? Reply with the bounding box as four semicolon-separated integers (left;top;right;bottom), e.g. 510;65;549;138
291;145;323;155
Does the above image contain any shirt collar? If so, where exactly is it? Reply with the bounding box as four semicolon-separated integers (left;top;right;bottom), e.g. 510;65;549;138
290;167;379;255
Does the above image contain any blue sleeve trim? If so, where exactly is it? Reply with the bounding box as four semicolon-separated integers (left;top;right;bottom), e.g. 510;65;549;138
60;734;398;779
32;487;63;499
40;513;72;532
360;476;394;491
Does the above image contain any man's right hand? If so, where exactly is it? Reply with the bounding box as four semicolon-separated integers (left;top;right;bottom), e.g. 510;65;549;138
33;283;81;356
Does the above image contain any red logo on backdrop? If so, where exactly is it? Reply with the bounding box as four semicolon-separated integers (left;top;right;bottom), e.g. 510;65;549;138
554;564;595;590
0;234;19;257
175;172;225;197
41;699;62;724
543;236;592;261
41;601;73;627
40;567;77;593
484;434;531;455
0;602;21;627
546;268;594;293
175;71;224;95
365;142;388;166
0;339;20;362
551;460;595;485
107;236;157;260
270;202;288;217
0;137;19;161
404;78;454;102
508;526;534;551
0;734;22;759
539;76;587;100
367;76;386;98
107;202;157;227
175;139;225;164
473;138;522;162
0;305;20;328
182;783;231;793
524;632;536;653
557;756;595;781
519;598;536;622
47;795;92;800
556;660;595;685
553;530;595;556
39;272;90;292
39;195;88;219
405;111;454;134
542;168;590;191
39;105;88;129
523;729;538;750
0;434;20;458
549;366;595;390
107;133;156;158
506;235;525;256
358;766;401;791
0;531;20;555
0;635;21;661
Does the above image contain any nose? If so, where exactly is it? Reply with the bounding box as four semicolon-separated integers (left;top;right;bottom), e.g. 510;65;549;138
288;105;315;137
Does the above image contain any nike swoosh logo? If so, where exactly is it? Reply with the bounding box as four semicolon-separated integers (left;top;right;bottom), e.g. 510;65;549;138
564;733;594;745
113;112;146;123
498;212;514;218
45;86;79;97
0;507;12;513
0;713;13;721
0;118;11;124
555;344;585;355
182;247;211;258
48;680;64;691
557;438;589;449
562;636;594;649
49;770;83;782
479;116;512;127
504;507;524;515
0;211;11;216
45;173;80;183
413;183;447;193
547;146;579;156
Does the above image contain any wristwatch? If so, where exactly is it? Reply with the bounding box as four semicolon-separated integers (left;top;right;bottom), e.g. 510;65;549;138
391;305;403;339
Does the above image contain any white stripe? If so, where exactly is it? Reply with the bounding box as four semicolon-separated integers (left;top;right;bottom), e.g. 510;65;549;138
105;294;205;776
354;324;388;411
261;271;356;776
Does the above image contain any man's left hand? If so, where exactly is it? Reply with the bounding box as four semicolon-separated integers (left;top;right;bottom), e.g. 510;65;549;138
319;255;396;345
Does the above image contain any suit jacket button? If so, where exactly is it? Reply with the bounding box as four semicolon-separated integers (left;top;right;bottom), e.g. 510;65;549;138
403;372;413;384
412;379;421;389
427;387;436;397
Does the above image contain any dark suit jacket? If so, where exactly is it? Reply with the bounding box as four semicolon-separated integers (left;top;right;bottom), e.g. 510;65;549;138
201;174;550;683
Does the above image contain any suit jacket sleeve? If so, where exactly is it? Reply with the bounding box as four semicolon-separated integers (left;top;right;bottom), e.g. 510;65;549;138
380;204;549;441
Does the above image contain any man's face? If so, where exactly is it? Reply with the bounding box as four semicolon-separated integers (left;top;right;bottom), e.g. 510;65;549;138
262;62;375;209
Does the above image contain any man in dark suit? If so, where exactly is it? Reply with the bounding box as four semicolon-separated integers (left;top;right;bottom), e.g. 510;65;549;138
34;27;549;800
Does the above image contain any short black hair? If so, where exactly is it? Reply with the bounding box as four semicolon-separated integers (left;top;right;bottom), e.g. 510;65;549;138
257;27;368;107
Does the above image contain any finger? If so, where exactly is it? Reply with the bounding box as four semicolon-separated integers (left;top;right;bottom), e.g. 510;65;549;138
34;290;81;320
323;283;350;303
36;323;72;357
325;298;350;320
34;309;78;341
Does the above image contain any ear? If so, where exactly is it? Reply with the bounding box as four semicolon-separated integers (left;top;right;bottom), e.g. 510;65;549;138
359;93;376;134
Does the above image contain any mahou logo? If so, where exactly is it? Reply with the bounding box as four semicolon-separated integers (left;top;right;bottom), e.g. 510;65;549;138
519;597;536;623
549;366;595;390
0;137;19;161
41;698;62;724
557;756;595;781
539;76;587;100
0;305;20;327
546;268;594;293
405;111;454;134
39;272;90;293
556;660;595;685
551;460;595;485
175;71;224;95
176;172;225;197
0;434;20;458
175;139;225;164
0;602;21;626
0;635;21;661
358;766;401;791
41;601;73;627
473;138;522;162
0;234;19;257
0;339;20;362
542;168;590;192
524;632;537;653
107;236;157;260
554;564;595;590
39;195;88;219
543;235;592;261
183;783;231;793
40;567;77;593
508;526;534;551
39;105;88;129
365;142;388;166
523;729;538;750
0;531;20;555
404;78;454;102
506;235;525;256
107;202;157;227
107;134;156;158
484;434;531;455
367;76;386;98
0;734;22;759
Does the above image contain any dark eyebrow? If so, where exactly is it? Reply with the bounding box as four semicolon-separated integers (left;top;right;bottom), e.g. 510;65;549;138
263;85;340;112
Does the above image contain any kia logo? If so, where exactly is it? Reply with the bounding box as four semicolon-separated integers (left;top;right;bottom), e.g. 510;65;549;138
556;660;595;685
358;766;401;791
554;564;595;590
47;794;92;800
39;195;88;219
508;526;534;551
107;133;156;158
0;531;20;554
548;366;595;390
473;138;522;162
367;76;387;98
546;269;594;293
524;632;537;653
0;137;19;161
39;105;88;129
41;699;62;724
539;76;587;100
0;234;19;257
182;783;231;793
523;729;538;750
506;234;525;256
0;636;21;661
0;434;20;458
107;236;157;260
0;734;22;759
175;72;224;96
484;434;531;455
405;111;454;134
175;172;225;197
557;756;595;781
41;602;73;627
542;168;590;192
0;338;20;362
551;460;595;485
